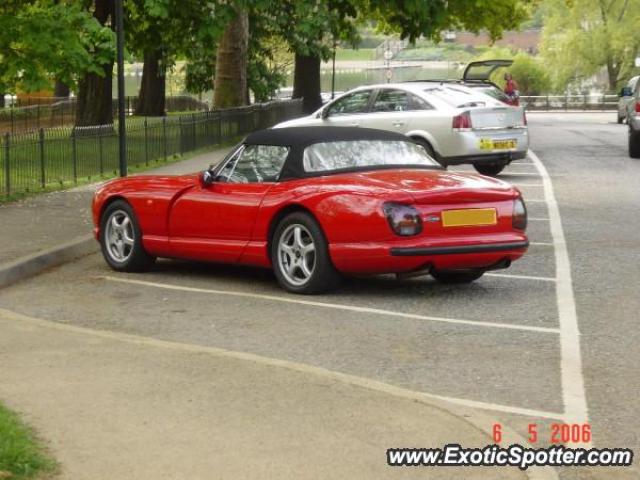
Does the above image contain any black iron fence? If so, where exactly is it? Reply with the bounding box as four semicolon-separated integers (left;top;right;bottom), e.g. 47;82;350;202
0;99;303;198
0;95;210;134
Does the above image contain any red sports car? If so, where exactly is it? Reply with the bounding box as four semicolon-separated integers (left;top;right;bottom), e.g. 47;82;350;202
93;127;528;294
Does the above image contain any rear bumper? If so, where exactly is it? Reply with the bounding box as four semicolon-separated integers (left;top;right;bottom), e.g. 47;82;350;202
441;150;527;166
329;235;528;275
437;129;529;165
390;240;529;256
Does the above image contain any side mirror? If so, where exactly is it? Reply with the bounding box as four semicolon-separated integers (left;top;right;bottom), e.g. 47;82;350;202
201;170;216;186
620;87;633;97
320;108;330;120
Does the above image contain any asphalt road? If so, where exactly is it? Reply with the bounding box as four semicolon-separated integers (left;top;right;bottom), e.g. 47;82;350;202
0;112;637;479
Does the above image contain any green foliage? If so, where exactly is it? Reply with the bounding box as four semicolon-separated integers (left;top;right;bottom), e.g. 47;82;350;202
0;402;56;479
540;0;640;92
368;0;530;42
509;52;551;95
0;1;115;94
474;47;552;95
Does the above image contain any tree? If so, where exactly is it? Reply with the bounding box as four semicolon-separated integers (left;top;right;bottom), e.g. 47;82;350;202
0;1;113;97
75;0;116;127
272;0;360;113
184;10;290;104
269;0;531;114
540;0;640;92
213;8;250;108
128;0;233;114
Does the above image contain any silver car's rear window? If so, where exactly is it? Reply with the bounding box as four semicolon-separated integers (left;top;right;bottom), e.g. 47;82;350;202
423;86;489;108
303;140;439;173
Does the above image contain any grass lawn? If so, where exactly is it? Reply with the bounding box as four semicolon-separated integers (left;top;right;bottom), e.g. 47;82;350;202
334;48;375;62
0;402;56;479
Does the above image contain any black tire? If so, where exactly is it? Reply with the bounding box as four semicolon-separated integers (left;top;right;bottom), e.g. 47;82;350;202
431;270;484;284
100;199;155;272
629;127;640;159
271;212;341;294
473;163;507;176
412;137;445;168
617;114;624;124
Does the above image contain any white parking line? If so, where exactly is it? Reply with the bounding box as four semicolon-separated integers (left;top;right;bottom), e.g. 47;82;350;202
0;306;568;430
98;275;561;335
485;273;556;282
529;150;590;428
530;242;554;246
500;172;541;176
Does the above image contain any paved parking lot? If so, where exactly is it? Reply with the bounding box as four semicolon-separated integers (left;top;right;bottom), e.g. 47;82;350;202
0;112;638;479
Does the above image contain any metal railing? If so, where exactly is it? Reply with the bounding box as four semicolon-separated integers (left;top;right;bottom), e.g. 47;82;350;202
520;94;618;111
0;95;211;134
0;99;303;198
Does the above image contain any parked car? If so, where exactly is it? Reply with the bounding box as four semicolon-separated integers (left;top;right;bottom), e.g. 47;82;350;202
618;76;639;124
275;81;528;176
628;82;640;158
93;127;529;294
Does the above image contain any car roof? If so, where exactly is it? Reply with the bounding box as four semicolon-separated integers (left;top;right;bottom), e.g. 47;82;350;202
245;126;407;147
244;127;419;181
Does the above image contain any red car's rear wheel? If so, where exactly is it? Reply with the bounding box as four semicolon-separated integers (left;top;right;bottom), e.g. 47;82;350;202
100;200;155;272
271;212;340;294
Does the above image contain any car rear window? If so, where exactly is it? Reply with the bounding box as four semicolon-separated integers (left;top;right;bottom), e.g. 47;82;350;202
423;86;489;108
303;140;439;173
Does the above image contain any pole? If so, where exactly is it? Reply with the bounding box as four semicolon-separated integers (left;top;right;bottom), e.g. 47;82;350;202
331;39;336;100
115;0;127;177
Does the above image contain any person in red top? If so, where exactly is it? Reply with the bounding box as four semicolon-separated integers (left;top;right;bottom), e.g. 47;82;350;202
503;72;520;106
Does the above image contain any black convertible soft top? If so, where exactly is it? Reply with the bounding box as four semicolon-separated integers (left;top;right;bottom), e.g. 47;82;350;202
243;127;421;180
245;126;408;147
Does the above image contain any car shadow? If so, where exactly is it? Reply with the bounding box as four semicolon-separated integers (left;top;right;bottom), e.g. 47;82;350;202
142;259;489;301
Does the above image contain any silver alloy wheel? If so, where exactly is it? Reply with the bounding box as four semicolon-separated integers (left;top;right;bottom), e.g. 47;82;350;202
277;224;316;286
104;209;135;263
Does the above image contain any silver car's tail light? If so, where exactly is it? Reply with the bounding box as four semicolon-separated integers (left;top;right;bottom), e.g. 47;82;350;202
383;203;423;236
512;197;527;230
635;102;640;116
452;111;472;131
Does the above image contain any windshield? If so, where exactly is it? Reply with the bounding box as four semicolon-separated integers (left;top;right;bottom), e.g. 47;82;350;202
303;140;439;173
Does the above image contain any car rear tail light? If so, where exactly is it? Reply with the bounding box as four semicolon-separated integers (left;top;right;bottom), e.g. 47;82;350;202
635;102;640;115
452;111;472;131
512;197;527;230
383;202;423;236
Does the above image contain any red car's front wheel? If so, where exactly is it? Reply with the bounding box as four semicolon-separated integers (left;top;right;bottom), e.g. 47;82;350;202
271;212;340;294
100;200;155;272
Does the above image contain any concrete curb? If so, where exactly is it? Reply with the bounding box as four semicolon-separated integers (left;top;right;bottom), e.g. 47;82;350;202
0;234;97;289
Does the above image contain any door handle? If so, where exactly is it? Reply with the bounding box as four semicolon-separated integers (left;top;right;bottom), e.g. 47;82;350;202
349;122;360;127
392;121;405;127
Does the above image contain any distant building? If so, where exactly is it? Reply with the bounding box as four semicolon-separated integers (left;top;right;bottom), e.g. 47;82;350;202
450;30;541;55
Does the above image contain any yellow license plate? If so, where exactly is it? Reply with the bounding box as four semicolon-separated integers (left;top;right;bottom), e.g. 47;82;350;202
479;138;517;150
442;208;497;227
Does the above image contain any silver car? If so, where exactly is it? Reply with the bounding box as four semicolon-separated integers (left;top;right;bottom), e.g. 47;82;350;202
275;82;529;176
618;76;639;124
627;80;640;158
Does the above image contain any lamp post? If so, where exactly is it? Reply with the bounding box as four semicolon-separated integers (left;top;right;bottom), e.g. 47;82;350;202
383;48;393;83
331;40;337;100
115;0;127;177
